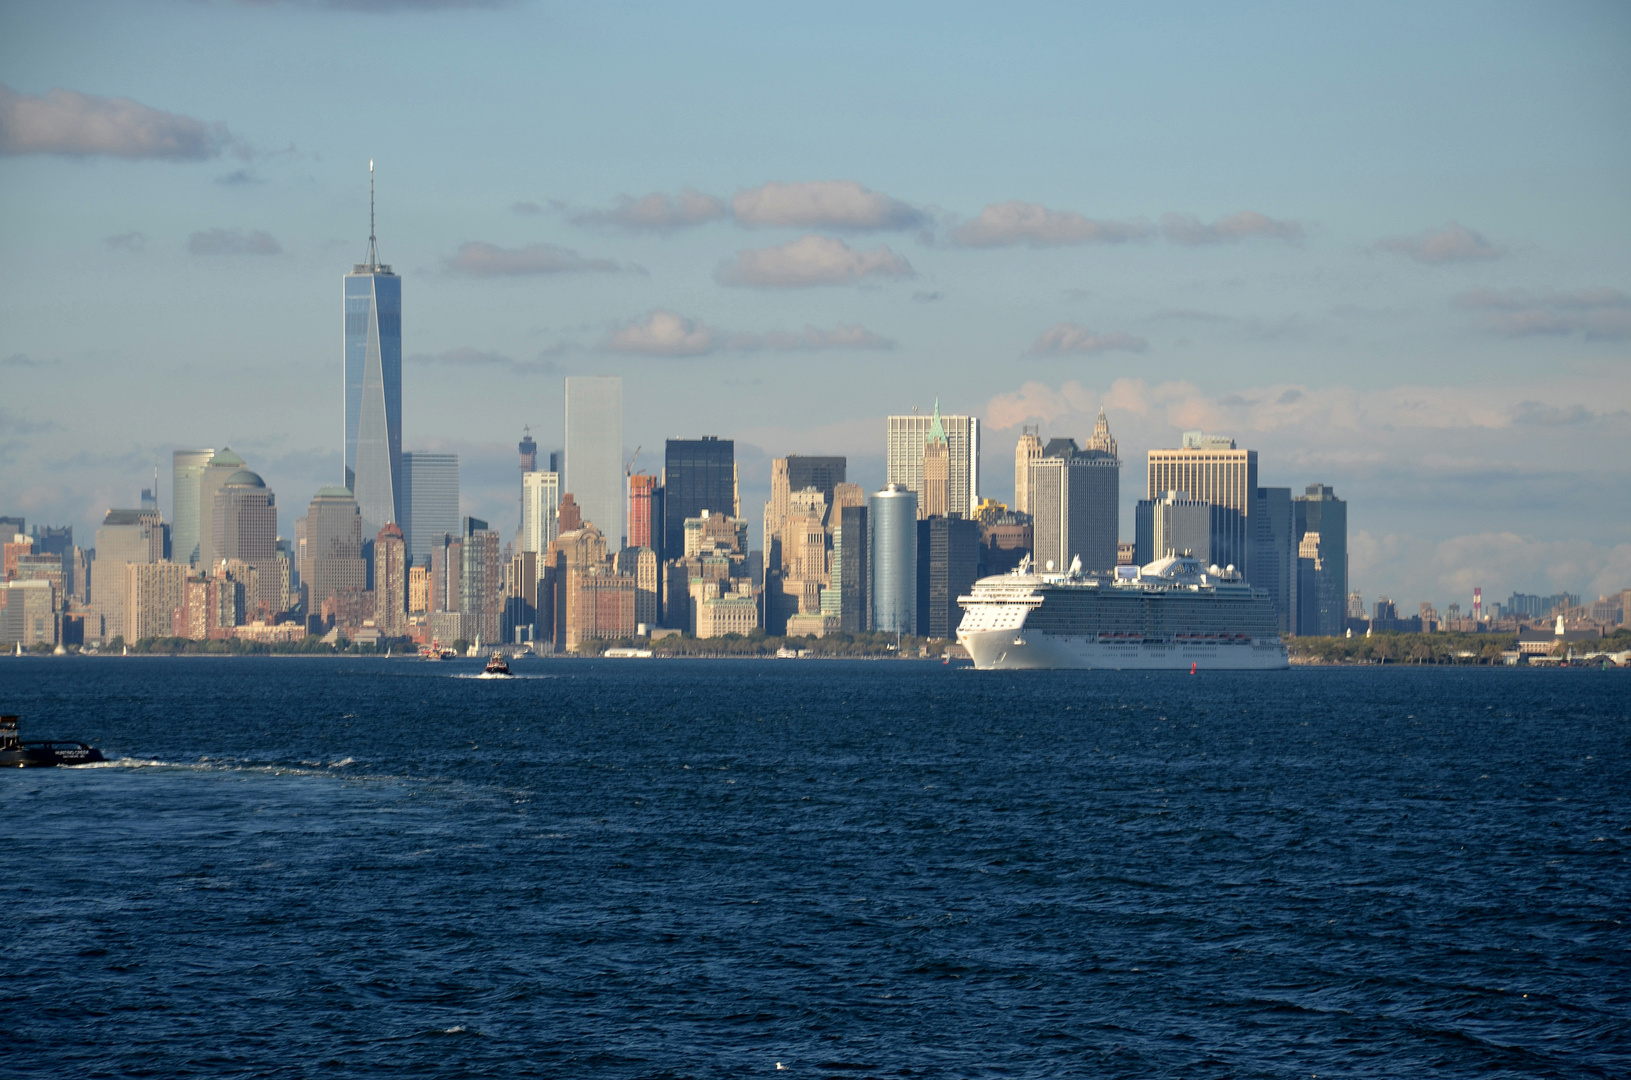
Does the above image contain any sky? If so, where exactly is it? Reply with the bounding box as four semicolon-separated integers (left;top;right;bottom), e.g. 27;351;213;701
1;0;1628;609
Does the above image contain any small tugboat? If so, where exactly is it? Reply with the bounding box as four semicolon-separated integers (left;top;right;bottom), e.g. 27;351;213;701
420;639;455;661
1;714;106;768
481;653;511;678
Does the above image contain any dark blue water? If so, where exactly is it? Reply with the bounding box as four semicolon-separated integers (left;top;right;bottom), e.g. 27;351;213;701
1;658;1626;1078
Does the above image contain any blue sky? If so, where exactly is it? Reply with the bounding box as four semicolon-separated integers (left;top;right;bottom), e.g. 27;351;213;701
2;0;1628;607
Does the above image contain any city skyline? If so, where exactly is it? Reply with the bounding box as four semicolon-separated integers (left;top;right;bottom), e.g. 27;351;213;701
1;2;1628;608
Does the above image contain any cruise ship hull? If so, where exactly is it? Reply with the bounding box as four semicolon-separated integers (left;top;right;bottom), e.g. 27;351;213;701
960;629;1289;670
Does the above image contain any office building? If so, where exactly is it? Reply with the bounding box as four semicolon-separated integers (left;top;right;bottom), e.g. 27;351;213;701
917;516;979;639
171;448;214;566
1134;490;1236;566
1292;484;1347;636
1013;427;1042;515
833;503;869;633
374;523;407;637
886;401;979;518
344;167;403;537
460;517;502;646
1;579;57;647
401;451;460;566
1031;435;1119;574
869;484;917;634
564;375;624;545
664;437;736;558
615;545;660;629
520;470;561;554
196;448;248;572
1252;486;1297;634
296;487;365;623
212;469;280;618
1146;432;1257;579
91;509;168;642
504;549;539;644
922;415;950;519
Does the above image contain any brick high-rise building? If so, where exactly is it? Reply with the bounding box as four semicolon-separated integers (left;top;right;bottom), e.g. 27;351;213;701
374;523;407;636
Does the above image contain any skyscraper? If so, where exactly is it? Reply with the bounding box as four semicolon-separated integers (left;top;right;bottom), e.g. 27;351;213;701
886;401;979;518
171;448;213;567
627;473;662;555
196;447;248;572
663;437;736;558
296;486;365;622
921;411;950;519
90;509;167;642
460;516;502;646
1147;432;1257;578
1293;484;1348;636
212;468;280;618
344;163;403;538
1031;435;1120;573
521;470;561;554
917;516;979;639
835;503;869;633
1013;427;1042;515
869;484;917;634
374;523;407;637
563;376;623;545
516;427;537;540
400;451;460;566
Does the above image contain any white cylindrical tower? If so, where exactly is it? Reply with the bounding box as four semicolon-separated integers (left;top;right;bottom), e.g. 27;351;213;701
869;483;918;635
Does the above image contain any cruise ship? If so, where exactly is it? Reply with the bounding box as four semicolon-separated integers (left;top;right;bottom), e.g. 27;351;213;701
956;553;1289;670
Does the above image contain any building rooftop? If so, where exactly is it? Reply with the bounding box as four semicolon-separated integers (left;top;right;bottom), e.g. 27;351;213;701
223;469;265;488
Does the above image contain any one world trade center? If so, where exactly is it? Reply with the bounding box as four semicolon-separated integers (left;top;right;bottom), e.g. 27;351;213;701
343;162;402;537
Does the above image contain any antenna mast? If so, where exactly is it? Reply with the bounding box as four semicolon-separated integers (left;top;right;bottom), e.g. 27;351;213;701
366;160;379;268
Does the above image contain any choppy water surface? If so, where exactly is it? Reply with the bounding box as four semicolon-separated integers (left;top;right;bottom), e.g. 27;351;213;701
1;658;1626;1078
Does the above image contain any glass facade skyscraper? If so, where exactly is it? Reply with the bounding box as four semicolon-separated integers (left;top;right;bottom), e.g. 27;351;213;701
171;448;214;567
662;437;736;558
344;169;402;539
564;375;624;546
401;451;460;567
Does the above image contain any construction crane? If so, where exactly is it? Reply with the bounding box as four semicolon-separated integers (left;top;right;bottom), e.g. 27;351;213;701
625;446;641;477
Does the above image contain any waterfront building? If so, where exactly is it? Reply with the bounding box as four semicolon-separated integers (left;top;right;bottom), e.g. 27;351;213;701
401;451;460;566
0;579;57;647
460;517;502;646
124;561;187;642
408;563;429;615
171;448;214;566
1146;432;1256;579
296;487;365;625
664;437;736;558
520;470;561;554
374;523;407;637
1293;484;1348;636
695;585;758;639
196;448;247;572
90;509;168;642
213;469;280;618
1031;435;1119;574
887;401;979;519
869;484;917;634
917;516;980;639
343;166;403;537
564;375;623;546
1252;486;1297;635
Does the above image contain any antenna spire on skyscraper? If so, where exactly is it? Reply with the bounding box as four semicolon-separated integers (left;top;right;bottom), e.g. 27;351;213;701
365;160;379;269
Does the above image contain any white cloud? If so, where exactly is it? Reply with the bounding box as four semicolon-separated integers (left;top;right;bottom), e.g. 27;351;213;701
605;310;896;356
188;228;281;256
732;180;926;230
1029;323;1149;355
950;201;1152;248
443;241;635;276
1378;222;1507;264
1454;287;1631;339
0;83;231;160
715;234;914;287
407;346;559;375
1161;211;1302;245
567;188;727;231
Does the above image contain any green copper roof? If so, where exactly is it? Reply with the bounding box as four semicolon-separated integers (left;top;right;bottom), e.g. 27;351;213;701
209;447;247;468
926;397;947;444
313;485;354;499
222;469;265;488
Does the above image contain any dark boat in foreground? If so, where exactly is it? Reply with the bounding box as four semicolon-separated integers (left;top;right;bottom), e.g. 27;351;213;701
482;654;511;677
1;714;106;767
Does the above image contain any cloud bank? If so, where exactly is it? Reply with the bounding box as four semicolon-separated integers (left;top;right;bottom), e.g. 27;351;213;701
1379;222;1507;264
0;83;232;160
188;228;281;255
1161;211;1302;245
566;188;727;231
950;201;1152;247
605;310;894;356
715;235;914;287
443;241;636;276
731;180;926;230
1455;287;1630;339
407;346;559;375
1029;323;1149;355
